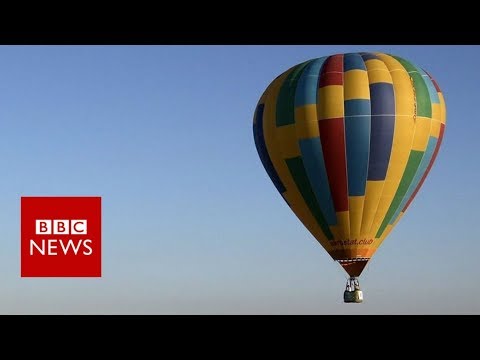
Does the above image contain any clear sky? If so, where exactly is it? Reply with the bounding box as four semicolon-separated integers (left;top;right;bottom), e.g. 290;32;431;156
0;45;477;314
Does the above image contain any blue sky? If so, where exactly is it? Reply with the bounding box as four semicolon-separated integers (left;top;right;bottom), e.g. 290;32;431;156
0;45;477;314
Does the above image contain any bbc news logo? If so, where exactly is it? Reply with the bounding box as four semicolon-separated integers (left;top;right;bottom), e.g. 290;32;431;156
21;197;101;277
32;220;92;256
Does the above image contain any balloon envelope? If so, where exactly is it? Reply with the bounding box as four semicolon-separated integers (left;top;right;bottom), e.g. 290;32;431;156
253;52;446;277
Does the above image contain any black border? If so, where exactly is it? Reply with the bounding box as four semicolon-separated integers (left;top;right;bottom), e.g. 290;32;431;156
0;29;478;45
3;3;479;45
3;315;476;346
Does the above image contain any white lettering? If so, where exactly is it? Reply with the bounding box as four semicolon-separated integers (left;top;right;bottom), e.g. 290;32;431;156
82;239;93;255
28;238;93;255
30;239;45;255
47;239;58;255
36;220;51;235
71;220;87;234
60;239;83;255
53;220;69;234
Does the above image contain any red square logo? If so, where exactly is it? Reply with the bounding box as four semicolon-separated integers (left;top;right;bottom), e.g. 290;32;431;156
21;196;102;277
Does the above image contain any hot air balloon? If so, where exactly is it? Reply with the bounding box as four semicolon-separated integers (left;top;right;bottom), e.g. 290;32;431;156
252;52;446;303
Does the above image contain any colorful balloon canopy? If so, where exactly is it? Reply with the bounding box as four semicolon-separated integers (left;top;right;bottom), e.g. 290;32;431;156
253;52;446;277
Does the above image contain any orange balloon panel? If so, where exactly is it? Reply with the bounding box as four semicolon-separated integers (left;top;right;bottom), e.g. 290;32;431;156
253;52;446;277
